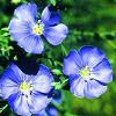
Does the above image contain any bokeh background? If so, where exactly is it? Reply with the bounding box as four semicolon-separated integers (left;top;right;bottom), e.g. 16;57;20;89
0;0;116;116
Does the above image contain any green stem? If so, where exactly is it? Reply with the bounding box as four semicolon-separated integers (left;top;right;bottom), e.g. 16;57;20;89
51;78;69;90
61;43;68;56
0;104;8;114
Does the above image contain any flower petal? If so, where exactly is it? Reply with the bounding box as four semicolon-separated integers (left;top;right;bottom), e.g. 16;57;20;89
52;90;62;105
1;64;20;84
41;5;60;26
70;75;86;98
0;63;26;99
10;63;26;81
46;105;58;116
9;18;31;34
0;84;2;98
18;35;44;54
9;17;34;44
1;85;18;100
14;3;37;24
44;23;68;45
63;50;83;76
32;65;54;94
36;110;47;116
79;46;105;68
84;80;107;98
91;58;113;83
28;92;51;114
8;92;31;116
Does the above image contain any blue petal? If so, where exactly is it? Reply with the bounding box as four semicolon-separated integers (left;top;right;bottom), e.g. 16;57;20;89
70;75;86;98
0;82;2;98
0;63;26;99
31;65;54;94
14;3;37;24
28;92;51;114
0;83;2;98
1;85;18;100
90;58;113;83
63;50;83;76
10;63;25;80
46;105;58;116
79;46;105;68
36;110;47;116
52;90;62;105
1;65;20;84
8;92;31;116
41;5;60;26
44;23;68;45
9;18;31;34
84;80;107;98
18;35;44;54
9;18;32;43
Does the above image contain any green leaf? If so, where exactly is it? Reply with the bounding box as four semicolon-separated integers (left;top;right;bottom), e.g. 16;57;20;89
1;27;8;31
1;32;10;37
51;78;68;90
49;0;57;6
61;44;68;56
51;82;61;90
52;69;62;75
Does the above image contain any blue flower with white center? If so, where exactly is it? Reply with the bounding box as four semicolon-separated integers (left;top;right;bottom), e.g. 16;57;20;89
0;63;54;116
63;46;113;98
9;3;68;54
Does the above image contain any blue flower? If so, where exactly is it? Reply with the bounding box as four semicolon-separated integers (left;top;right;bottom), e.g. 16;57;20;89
0;63;54;116
63;46;113;98
9;3;68;54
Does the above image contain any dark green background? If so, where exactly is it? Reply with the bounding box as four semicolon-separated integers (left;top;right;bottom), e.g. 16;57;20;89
0;0;116;116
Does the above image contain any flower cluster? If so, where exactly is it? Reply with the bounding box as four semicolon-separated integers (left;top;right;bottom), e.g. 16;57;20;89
0;2;113;116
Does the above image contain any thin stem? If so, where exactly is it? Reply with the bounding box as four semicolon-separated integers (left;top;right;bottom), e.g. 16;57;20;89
0;104;8;114
51;78;69;90
61;43;68;56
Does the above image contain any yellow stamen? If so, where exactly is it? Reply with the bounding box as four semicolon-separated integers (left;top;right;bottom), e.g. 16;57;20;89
80;67;90;78
32;24;44;35
20;81;31;93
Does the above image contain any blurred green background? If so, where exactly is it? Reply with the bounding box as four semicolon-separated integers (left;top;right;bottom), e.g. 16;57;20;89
0;0;116;116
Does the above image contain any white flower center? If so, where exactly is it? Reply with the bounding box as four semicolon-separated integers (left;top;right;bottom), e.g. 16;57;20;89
20;81;32;94
79;67;90;78
32;22;44;35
